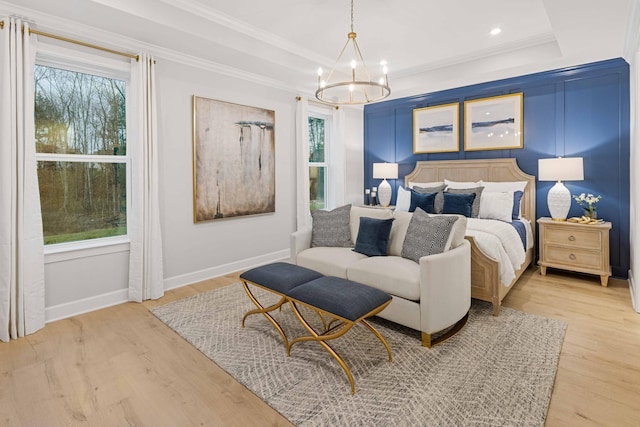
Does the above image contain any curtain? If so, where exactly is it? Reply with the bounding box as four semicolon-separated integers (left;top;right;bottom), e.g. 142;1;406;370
128;53;164;302
0;19;45;342
295;96;312;230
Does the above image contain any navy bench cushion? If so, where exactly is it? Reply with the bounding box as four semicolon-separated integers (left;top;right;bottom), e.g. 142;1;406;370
287;276;391;322
240;262;323;294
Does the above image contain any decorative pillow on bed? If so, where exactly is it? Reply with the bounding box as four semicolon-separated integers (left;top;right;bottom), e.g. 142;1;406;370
512;190;524;219
480;181;527;219
353;217;394;256
446;187;483;217
413;183;446;213
311;204;353;247
409;190;436;213
401;208;458;262
478;191;514;222
442;192;476;217
395;185;411;212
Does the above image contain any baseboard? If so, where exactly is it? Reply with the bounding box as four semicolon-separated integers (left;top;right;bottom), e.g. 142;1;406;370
630;269;639;313
45;288;129;324
44;249;290;322
163;249;290;291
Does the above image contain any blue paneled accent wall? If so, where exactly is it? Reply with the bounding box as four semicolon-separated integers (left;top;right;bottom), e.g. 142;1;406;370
363;58;630;278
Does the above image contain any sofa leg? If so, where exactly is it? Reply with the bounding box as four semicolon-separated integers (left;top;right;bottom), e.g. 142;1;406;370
421;311;469;348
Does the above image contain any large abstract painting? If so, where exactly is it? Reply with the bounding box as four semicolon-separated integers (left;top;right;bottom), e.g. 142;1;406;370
192;96;275;222
464;93;523;151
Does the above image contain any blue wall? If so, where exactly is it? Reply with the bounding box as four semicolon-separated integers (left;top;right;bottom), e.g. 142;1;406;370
363;58;630;278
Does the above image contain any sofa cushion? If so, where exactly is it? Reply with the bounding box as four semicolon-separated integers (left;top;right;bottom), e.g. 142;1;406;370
349;206;394;243
388;211;413;256
311;204;352;248
296;247;366;279
347;256;421;301
401;208;458;262
353;217;394;256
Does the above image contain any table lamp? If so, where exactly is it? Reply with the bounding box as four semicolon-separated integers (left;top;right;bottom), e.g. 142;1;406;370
373;162;398;207
538;157;584;221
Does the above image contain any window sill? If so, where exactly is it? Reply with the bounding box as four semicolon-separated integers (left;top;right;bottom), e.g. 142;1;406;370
44;236;130;264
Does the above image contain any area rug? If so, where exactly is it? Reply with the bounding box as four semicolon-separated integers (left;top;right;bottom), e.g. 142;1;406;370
151;283;566;427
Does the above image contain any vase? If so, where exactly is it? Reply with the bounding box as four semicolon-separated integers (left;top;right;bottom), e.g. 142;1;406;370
583;208;597;219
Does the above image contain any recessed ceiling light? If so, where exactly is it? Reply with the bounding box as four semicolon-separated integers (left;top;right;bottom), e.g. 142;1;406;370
490;27;501;36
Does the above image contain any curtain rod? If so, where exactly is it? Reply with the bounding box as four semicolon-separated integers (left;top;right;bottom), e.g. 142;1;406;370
0;20;139;61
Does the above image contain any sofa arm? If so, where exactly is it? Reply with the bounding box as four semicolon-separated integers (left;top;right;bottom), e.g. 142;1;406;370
290;227;312;263
418;240;471;334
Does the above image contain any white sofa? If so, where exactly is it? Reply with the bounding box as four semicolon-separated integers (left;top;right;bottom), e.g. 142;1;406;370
290;206;471;347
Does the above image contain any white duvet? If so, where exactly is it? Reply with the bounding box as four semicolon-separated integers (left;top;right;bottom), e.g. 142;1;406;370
465;218;530;286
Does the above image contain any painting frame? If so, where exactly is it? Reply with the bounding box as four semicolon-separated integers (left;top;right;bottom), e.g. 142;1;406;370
463;92;523;151
413;102;460;154
192;95;275;223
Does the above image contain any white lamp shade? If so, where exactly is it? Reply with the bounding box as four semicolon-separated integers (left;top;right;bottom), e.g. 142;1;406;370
538;157;584;181
373;162;398;179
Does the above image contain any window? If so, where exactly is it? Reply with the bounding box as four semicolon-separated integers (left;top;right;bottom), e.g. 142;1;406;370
34;61;129;246
308;114;329;210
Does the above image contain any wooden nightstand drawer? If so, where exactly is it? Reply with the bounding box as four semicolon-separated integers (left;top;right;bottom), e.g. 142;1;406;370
537;217;611;287
544;245;604;270
544;227;601;249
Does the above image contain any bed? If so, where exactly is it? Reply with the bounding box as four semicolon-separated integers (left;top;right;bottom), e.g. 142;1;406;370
404;158;536;315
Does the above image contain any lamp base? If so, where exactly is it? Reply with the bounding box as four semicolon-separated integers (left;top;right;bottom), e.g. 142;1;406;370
547;181;571;221
378;179;392;207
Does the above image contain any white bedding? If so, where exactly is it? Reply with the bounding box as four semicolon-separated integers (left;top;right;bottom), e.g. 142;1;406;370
465;218;530;286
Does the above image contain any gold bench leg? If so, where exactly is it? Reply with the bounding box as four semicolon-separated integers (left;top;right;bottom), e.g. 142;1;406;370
241;280;290;349
287;301;357;394
360;319;392;362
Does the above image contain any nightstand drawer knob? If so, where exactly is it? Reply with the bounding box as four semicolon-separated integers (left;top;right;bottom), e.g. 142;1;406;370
568;235;576;242
569;254;576;260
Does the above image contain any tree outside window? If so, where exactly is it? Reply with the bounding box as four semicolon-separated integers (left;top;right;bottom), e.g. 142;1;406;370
308;116;327;210
34;65;128;245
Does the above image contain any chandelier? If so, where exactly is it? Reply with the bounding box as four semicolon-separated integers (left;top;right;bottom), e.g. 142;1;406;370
315;0;390;105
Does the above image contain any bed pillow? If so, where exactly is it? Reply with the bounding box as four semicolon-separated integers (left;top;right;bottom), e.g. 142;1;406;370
413;183;446;213
311;204;353;247
409;181;443;189
512;190;524;220
442;192;476;217
395;185;411;212
401;208;458;262
409;190;436;213
353;217;394;256
478;191;514;222
444;179;481;189
446;187;483;217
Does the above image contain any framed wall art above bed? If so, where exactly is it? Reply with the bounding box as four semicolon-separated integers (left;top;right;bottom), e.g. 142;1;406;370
413;102;460;154
463;93;523;151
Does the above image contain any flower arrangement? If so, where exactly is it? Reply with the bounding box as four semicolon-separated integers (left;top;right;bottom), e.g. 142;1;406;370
573;193;602;216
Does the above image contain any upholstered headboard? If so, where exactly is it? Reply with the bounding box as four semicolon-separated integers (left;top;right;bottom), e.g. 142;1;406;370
404;158;536;238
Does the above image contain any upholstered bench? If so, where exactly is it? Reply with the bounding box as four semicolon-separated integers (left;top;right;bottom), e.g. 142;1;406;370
240;262;393;394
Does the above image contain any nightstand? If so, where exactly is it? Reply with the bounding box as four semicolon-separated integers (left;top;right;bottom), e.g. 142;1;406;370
537;217;612;286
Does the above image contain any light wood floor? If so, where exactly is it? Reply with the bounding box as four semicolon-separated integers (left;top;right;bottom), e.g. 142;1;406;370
1;267;639;426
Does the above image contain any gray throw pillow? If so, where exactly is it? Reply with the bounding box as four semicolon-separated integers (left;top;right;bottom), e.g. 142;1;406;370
401;208;458;262
446;187;484;218
414;183;446;213
311;204;353;247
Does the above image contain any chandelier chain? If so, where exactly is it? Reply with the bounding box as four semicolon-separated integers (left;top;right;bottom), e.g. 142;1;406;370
350;0;354;33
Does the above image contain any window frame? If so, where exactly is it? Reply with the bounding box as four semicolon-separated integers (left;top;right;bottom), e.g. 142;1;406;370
308;106;332;210
35;42;133;256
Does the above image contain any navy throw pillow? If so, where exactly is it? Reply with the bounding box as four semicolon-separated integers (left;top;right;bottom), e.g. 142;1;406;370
353;217;394;257
512;190;524;220
442;192;476;217
409;190;436;213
